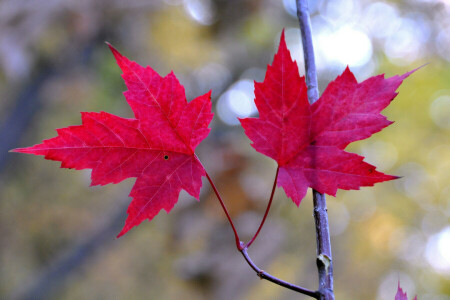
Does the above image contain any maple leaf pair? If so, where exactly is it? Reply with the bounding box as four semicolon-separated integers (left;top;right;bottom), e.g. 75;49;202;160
13;31;411;237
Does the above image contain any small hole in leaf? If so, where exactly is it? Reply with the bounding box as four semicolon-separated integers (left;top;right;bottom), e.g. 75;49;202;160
164;155;169;160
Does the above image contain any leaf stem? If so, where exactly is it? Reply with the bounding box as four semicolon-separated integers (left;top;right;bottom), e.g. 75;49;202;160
205;171;243;250
246;166;279;248
206;169;318;297
296;1;335;299
240;247;319;298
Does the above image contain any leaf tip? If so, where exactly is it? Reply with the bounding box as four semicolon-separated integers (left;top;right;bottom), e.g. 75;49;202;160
166;70;179;82
206;89;212;100
278;28;287;49
116;227;128;238
106;42;119;55
402;64;426;79
415;62;429;71
341;65;357;82
106;43;127;69
391;64;424;83
396;280;417;300
290;190;304;207
10;146;32;154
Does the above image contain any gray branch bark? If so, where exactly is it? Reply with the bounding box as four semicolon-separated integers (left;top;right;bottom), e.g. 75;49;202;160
296;1;335;299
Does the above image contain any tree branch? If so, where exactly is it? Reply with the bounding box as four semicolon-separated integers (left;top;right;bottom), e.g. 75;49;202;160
296;1;335;299
240;248;318;298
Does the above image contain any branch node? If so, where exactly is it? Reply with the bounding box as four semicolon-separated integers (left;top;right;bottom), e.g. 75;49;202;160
238;241;245;251
317;254;332;275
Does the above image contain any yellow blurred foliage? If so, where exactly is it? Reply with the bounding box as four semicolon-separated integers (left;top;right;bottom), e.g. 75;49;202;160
149;8;219;68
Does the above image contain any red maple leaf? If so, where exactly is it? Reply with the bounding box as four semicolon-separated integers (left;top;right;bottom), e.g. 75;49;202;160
13;45;213;237
240;30;412;205
395;281;417;300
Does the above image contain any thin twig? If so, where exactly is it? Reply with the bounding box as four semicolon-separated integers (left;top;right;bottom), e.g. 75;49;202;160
240;248;319;298
246;167;279;248
296;1;335;299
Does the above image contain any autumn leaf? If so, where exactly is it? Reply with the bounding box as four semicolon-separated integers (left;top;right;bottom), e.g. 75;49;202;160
240;30;413;205
12;44;213;237
395;281;418;300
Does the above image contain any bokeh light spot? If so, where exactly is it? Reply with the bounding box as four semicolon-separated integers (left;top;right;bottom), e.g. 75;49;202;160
429;95;450;129
384;17;429;65
315;25;373;68
217;79;256;126
183;0;215;25
425;226;450;274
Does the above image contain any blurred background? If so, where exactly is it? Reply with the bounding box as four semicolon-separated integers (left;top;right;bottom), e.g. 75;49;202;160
0;0;449;299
